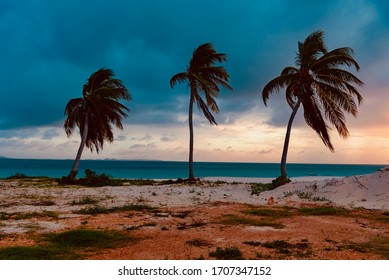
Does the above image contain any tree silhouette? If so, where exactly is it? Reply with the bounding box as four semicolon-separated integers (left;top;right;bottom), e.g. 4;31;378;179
262;30;363;181
170;43;232;180
64;68;131;179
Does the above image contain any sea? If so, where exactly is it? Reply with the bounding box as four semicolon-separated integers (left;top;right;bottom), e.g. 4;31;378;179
0;158;385;179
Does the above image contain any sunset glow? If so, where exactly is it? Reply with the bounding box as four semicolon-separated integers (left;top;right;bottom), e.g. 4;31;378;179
0;0;388;164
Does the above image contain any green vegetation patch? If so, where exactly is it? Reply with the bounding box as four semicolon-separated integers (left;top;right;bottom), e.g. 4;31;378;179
5;175;54;185
59;169;124;187
74;203;155;215
262;239;311;256
21;210;59;220
209;246;244;260
220;214;284;229
43;228;135;249
0;211;58;220
298;207;350;216
6;173;29;179
0;228;136;260
243;241;261;246
59;170;190;187
376;212;389;223
185;239;212;247
70;196;99;205
124;178;187;186
0;246;81;260
0;212;9;220
250;175;292;194
366;236;389;259
250;183;275;195
283;190;329;202
341;236;389;259
241;208;292;218
124;179;157;186
29;200;56;206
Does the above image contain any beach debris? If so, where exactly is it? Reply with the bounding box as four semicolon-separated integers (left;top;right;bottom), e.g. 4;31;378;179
126;225;140;231
353;176;367;189
267;196;275;205
185;238;212;247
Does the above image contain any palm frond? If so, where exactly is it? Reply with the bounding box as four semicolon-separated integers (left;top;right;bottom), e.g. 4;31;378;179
64;98;84;136
300;92;334;151
281;66;299;75
170;72;188;88
100;79;131;100
190;43;218;67
285;84;299;108
84;68;114;95
196;96;217;125
296;30;327;67
312;47;361;72
315;86;349;138
314;81;359;116
262;73;298;105
200;66;232;90
204;91;220;113
316;68;364;87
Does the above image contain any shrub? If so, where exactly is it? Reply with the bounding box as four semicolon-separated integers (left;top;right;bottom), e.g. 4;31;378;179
271;175;291;188
80;169;123;187
6;173;29;179
243;241;261;246
251;175;291;194
209;246;244;260
69;196;99;205
250;183;275;195
59;169;123;187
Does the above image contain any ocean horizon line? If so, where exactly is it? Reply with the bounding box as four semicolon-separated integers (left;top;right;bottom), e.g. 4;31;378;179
0;156;386;166
0;158;385;179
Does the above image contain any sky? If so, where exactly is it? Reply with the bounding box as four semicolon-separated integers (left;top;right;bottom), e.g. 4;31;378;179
0;0;388;164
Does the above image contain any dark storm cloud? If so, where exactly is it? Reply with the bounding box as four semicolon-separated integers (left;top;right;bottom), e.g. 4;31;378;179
0;0;388;133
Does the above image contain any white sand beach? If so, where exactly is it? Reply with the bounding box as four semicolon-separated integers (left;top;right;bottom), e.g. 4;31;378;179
245;168;389;210
167;167;388;210
144;168;389;210
1;167;388;260
1;167;387;214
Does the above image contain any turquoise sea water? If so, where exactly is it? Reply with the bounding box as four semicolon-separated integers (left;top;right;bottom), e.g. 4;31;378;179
0;158;385;179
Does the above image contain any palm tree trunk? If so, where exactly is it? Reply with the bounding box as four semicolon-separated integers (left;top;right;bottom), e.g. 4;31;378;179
68;114;89;179
188;91;195;181
280;99;301;177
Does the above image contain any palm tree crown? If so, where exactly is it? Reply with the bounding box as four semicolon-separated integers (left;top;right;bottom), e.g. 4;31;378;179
262;30;364;179
170;42;233;124
64;68;130;178
64;68;131;152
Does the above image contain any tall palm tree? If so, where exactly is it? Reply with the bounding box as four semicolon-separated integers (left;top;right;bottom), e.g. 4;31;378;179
170;43;233;180
262;30;364;180
64;68;131;179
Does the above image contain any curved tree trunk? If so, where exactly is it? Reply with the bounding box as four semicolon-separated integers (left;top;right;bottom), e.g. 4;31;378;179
280;99;301;177
68;114;89;179
188;90;195;181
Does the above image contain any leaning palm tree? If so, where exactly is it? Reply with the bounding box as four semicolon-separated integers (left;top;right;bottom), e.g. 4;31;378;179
170;43;233;180
262;30;363;181
64;68;131;179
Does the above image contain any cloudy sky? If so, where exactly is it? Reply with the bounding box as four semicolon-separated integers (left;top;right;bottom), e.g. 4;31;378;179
0;0;388;164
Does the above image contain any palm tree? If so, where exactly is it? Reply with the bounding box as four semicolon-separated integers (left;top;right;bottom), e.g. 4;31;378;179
64;68;131;179
170;43;233;180
262;30;363;181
